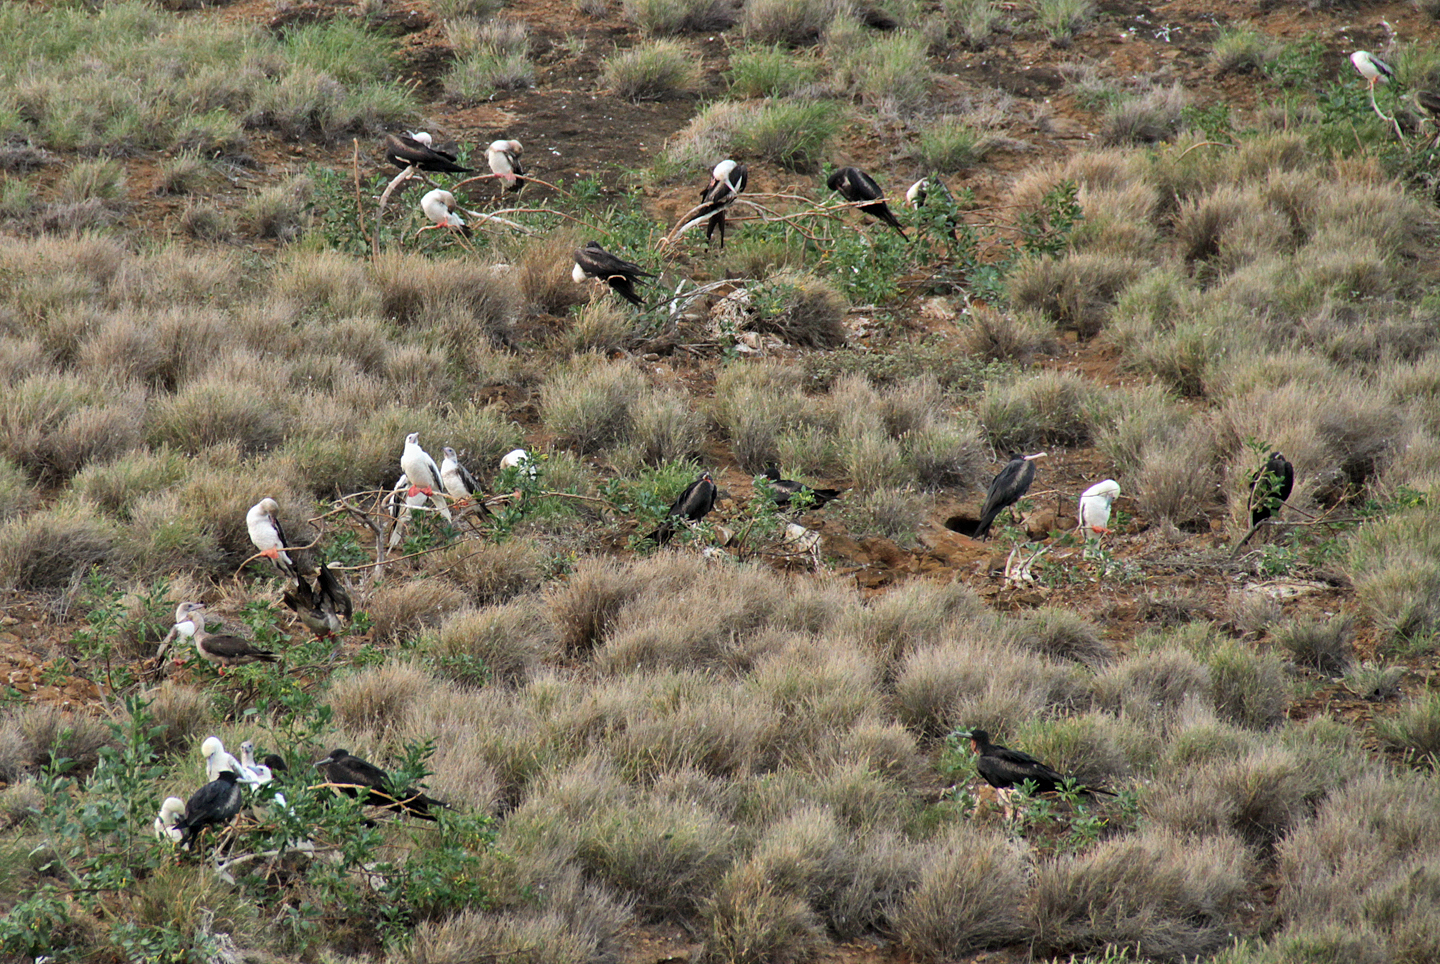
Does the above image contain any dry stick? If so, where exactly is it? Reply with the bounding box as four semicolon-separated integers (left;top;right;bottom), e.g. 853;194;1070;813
1369;85;1406;142
351;139;372;254
1176;140;1237;160
233;532;327;579
373;165;440;258
335;494;387;585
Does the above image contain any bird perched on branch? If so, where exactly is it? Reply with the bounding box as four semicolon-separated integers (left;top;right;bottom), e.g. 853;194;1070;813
400;433;453;522
1247;452;1294;526
698;159;747;249
1349;50;1395;91
487;139;524;192
966;728;1115;815
573;241;654;307
440;446;491;511
246;498;298;577
761;464;840;510
173;769;244;847
974;453;1045;539
384;131;471;174
419;189;469;236
315;749;448;821
647;471;718;546
181;605;278;672
827;166;908;239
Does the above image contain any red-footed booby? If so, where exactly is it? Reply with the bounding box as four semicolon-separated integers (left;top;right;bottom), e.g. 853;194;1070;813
1078;479;1121;542
400;433;453;521
246;498;297;577
420;189;470;236
183;604;278;672
487;139;524;192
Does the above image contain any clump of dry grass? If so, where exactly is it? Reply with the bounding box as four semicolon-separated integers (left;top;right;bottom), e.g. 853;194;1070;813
1091;644;1209;724
136;682;212;757
329;661;434;738
368;578;470;646
546;555;650;654
700;860;826;964
0;502;114;591
741;270;849;348
1011;608;1111;667
711;362;821;473
1274;614;1353;675
1102;82;1188;145
0;705;113;781
978;370;1103;450
0;457;37;521
1372;691;1440;762
602;39;702;102
370;249;519;349
619;389;708;470
427;597;557;687
1030;828;1253;960
1207;640;1288;730
1007;251;1144;338
625;0;737;34
1135;419;1219;527
439;540;546;607
541;357;648;454
895;823;1030;960
1347;506;1440;645
961;306;1059;364
742;0;847;44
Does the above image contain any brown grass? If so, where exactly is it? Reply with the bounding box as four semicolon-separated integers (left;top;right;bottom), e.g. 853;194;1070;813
895;823;1029;960
368;578;470;646
428;597;557;687
0;502;115;591
700;860;826;964
545;555;650;654
0;705;113;781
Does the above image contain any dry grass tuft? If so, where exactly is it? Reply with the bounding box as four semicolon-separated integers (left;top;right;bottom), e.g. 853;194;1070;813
741;270;849;348
1372;691;1440;761
895;823;1030;960
1030;828;1253;960
1011;608;1111;667
978;370;1103;450
368;579;470;646
541;357;648;454
602;39;702;102
439;540;546;607
1006;251;1144;337
961;306;1059;364
1135;419;1219;527
429;598;556;687
0;502;114;591
329;661;434;738
546;556;650;654
1274;614;1353;675
1207;640;1288;730
0;705;113;782
700;860;826;964
136;682;213;757
370;250;519;348
1092;644;1209;724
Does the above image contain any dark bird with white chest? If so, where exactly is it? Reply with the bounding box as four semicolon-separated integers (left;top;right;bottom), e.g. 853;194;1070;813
827;166;908;239
384;131;471;174
699;159;747;249
315;748;448;821
572;241;654;307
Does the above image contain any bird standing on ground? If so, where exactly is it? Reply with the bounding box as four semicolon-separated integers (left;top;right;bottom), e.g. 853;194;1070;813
173;769;244;846
384;132;471;174
1078;479;1121;542
246;498;297;577
648;471;718;546
487;139;524;192
282;563;352;641
182;604;278;672
315;749;447;821
699;159;747;249
572;241;654;307
974;453;1045;539
1247;452;1294;526
967;728;1116;812
761;464;841;510
400;433;453;522
1350;50;1395;91
827;166;908;239
419;189;469;236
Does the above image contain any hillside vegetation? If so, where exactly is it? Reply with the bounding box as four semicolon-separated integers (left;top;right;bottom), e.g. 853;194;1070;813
2;0;1440;962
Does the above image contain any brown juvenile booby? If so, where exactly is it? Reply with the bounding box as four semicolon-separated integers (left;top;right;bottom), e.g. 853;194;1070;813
181;604;278;672
827;166;908;239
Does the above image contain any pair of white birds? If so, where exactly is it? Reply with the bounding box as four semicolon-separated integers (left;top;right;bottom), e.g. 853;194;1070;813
153;736;276;843
419;137;523;234
387;436;533;546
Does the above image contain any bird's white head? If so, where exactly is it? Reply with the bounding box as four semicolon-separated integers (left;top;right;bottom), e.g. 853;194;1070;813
443;446;458;460
1083;479;1121;502
906;179;926;208
712;158;737;180
160;797;185;819
409;131;433;146
175;601;201;622
201;736;223;758
405;432;421;446
572;262;587;283
259;497;279;513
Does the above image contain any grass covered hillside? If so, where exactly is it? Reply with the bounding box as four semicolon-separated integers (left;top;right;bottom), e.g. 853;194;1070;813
3;0;1440;962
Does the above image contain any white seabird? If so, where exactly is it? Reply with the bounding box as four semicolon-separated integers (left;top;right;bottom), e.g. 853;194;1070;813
487;139;525;192
1078;479;1121;543
698;158;747;249
1350;50;1394;90
202;735;255;785
154;796;186;843
420;189;469;236
246;498;297;577
440;446;482;503
400;433;453;522
239;741;273;786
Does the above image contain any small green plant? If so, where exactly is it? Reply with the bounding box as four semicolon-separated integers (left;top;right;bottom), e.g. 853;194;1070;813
601;39;701;102
1030;0;1094;45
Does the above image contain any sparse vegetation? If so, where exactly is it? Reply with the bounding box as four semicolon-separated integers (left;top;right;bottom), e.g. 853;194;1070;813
602;39;703;102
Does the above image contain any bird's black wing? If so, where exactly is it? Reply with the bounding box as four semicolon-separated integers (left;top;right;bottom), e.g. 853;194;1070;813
385;134;471;173
675;477;717;522
316;565;353;620
974;458;1034;538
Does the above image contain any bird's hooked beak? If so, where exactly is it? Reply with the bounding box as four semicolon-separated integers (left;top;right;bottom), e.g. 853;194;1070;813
1023;452;1049;461
314;755;334;767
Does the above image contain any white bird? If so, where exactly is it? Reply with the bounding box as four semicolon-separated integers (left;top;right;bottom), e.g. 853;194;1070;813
154;796;186;843
439;446;481;502
420;189;469;235
238;741;273;786
246;498;296;577
202;735;256;785
499;448;537;479
400;433;453;521
698;159;747;248
487;139;524;192
1350;50;1394;90
1078;479;1122;542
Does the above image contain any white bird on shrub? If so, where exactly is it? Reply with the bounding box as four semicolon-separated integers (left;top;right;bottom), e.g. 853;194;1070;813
487;139;524;193
499;448;537;479
1350;50;1394;90
202;735;258;785
400;433;453;522
419;189;469;236
1078;479;1121;543
246;498;297;577
238;741;274;786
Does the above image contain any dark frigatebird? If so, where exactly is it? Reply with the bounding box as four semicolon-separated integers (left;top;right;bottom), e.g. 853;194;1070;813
1247;451;1294;526
761;464;841;510
827;166;908;239
968;728;1115;809
572;241;654;307
647;471;718;546
699;159;747;249
283;564;352;641
384;131;471;174
315;749;447;821
973;452;1046;539
173;769;244;846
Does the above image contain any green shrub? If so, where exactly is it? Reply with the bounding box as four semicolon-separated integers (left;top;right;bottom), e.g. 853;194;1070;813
743;100;840;172
726;44;821;98
602;40;702;102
